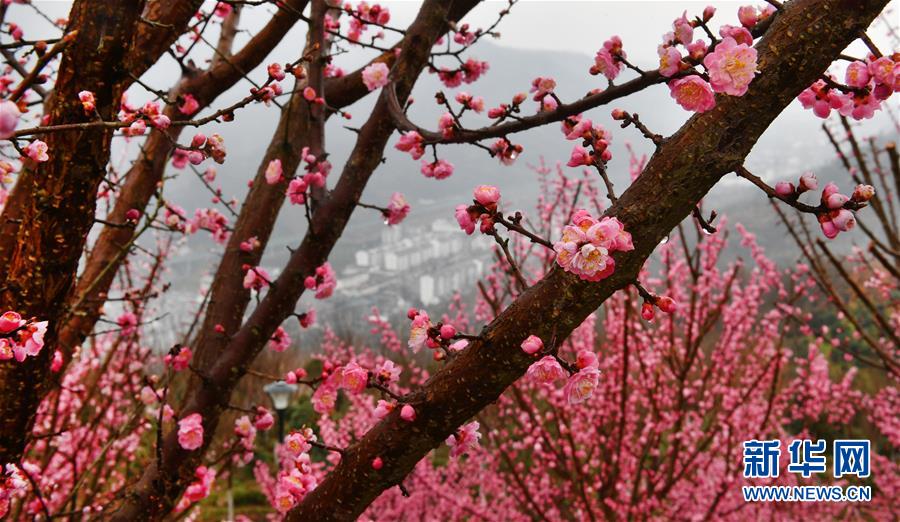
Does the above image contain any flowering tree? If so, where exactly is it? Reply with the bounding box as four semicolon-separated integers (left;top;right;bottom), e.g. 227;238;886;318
0;0;896;519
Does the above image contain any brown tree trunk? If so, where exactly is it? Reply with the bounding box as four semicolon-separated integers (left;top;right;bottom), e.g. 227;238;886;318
0;0;147;463
108;1;478;519
286;0;889;519
56;0;310;362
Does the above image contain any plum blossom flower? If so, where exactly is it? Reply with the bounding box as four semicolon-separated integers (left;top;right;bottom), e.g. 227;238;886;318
78;90;96;113
164;346;193;371
24;140;49;162
590;36;625;80
669;76;716;113
527;355;566;384
287;178;308;205
0;311;24;334
341;362;369;394
303;262;337;299
489;139;522;165
567;145;593;167
177;413;204;450
175;466;216;512
455;204;476;235
179;94;199;116
362;62;390;91
400;404;416;422
243;266;270;291
564;367;601;405
395;131;425;160
703;37;758;96
255;407;275;431
420;159;454;179
658;45;682;77
408;311;431;352
284;429;313;456
797;79;846;118
473;185;500;208
672;11;693;44
446;421;481;458
385;192;410;225
554;210;633;281
0;100;21;139
845;61;871;88
374;360;401;383
520;335;543;355
374;399;395;419
265;158;283;185
269;326;291;352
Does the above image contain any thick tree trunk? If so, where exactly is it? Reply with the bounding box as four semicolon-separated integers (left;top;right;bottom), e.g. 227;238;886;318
286;0;889;519
0;0;147;464
57;0;310;362
108;1;479;519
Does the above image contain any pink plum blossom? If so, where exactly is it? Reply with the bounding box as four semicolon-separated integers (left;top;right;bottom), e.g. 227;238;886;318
446;421;481;458
668;76;716;113
177;413;204;451
362;62;390;91
704;37;758;96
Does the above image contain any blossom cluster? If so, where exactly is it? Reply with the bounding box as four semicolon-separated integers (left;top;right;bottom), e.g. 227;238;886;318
384;192;410;225
174;466;216;512
553;209;633;281
169;131;226;168
455;185;501;235
0;311;47;363
304;262;337;299
406;309;467;359
774;173;875;238
343;2;391;43
563;114;613;168
273;427;318;512
267;147;331;207
433;58;489;89
798;55;898;120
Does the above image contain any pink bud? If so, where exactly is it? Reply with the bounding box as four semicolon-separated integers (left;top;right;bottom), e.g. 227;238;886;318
825;193;849;210
576;350;598;369
774;181;795;198
191;133;206;148
125;208;141;221
372;457;383;470
473;185;500;207
703;6;716;21
798;172;818;192
832;209;856;231
304;276;317;289
611;108;626;120
439;324;456;339
820;218;839;239
656;296;677;314
520;335;543;355
400;404;416;422
851;184;875;202
407;308;419;320
821;182;840;200
641;302;655;321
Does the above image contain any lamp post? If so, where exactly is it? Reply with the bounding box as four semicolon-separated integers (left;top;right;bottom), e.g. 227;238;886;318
263;380;297;442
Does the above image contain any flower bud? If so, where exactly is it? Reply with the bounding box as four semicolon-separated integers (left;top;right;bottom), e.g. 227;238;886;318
775;181;795;198
798;172;818;192
851;184;875;202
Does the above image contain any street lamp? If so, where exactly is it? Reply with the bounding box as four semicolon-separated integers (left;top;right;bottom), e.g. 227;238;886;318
263;380;297;442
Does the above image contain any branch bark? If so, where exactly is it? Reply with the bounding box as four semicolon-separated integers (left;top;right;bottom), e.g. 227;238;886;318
108;0;480;518
286;0;889;519
0;0;148;464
